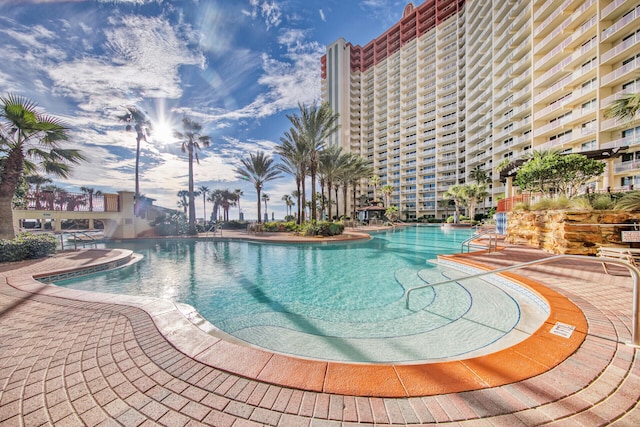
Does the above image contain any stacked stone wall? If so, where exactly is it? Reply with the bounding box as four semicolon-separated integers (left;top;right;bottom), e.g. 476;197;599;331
506;210;640;255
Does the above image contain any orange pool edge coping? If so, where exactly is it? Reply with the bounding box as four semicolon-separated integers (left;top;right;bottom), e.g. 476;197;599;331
4;247;587;398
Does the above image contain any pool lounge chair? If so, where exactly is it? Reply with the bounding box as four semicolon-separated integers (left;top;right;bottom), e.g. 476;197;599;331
597;246;640;275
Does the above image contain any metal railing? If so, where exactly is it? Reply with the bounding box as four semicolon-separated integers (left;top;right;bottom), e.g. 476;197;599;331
461;229;498;253
405;255;640;347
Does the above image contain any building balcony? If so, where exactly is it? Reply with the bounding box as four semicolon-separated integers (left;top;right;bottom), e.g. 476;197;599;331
600;32;640;65
601;58;640;86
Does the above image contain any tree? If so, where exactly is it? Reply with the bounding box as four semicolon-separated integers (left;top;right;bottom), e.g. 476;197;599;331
281;194;295;217
276;128;308;224
0;94;85;239
208;189;223;221
444;184;467;223
514;151;605;198
261;193;270;220
177;190;189;214
604;93;640;122
234;151;281;223
318;144;350;220
369;175;381;203
118;106;150;217
174;117;211;235
463;183;489;220
381;184;394;207
80;186;102;212
469;165;490;184
286;102;339;221
198;185;209;224
385;205;400;223
25;174;52;209
234;188;243;219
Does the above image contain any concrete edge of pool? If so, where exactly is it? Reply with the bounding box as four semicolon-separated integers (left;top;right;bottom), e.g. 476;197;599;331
4;246;587;398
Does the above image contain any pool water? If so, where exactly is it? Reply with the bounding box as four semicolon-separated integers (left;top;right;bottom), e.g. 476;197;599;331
55;226;549;363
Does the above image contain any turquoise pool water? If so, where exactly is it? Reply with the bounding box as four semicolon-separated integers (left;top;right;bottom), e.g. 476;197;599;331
55;226;549;363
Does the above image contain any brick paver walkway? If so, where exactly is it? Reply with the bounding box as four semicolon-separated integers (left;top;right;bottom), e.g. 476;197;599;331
1;242;639;426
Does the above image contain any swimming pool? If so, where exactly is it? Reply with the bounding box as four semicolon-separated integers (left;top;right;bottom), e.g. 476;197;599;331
55;226;550;363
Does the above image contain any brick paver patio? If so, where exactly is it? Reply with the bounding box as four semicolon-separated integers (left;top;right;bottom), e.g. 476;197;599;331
1;234;639;426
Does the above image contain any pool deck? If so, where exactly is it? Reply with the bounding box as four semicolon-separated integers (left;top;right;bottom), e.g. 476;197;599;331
1;229;639;426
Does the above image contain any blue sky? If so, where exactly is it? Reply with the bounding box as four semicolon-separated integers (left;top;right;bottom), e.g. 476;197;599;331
0;0;407;221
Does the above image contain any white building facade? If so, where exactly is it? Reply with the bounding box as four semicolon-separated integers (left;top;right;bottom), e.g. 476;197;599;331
321;0;640;220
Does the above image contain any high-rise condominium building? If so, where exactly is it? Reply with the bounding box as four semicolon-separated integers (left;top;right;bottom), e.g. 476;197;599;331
321;0;640;220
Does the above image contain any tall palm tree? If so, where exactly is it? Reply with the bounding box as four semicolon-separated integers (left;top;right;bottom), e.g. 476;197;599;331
281;194;294;217
604;93;640;122
208;189;224;222
286;102;340;221
381;184;394;207
346;155;373;219
234;188;243;219
261;193;270;221
369;175;381;203
0;94;85;239
174;116;211;235
276;128;308;224
444;184;467;223
463;183;489;220
25;174;52;209
118;106;150;217
234;151;281;223
469;165;490;184
177;190;189;214
318;144;350;220
198;185;209;223
80;186;102;212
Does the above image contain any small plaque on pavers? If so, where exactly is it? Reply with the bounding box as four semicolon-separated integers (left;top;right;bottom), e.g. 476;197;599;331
550;322;575;338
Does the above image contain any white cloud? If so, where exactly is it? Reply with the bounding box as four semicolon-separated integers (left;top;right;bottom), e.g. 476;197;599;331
319;9;326;22
242;0;282;30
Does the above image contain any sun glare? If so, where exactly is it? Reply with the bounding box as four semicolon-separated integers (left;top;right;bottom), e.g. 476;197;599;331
151;120;176;145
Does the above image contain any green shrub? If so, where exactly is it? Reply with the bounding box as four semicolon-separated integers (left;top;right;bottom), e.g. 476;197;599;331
568;196;593;211
0;232;57;263
261;221;299;232
513;202;530;211
530;196;570;210
298;220;344;237
615;191;640;211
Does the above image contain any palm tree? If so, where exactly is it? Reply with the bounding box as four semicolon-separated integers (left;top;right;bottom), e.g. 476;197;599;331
25;174;52;209
177;190;189;214
281;194;294;217
444;184;467;223
234;151;281;223
118;106;150;217
347;155;373;219
318;144;350;220
234;188;243;220
261;193;270;221
286;102;340;221
276;128;308;224
604;93;640;122
463;183;489;220
0;94;85;239
174;116;211;235
369;175;381;203
208;189;224;221
469;165;490;185
381;184;394;208
198;185;209;224
80;186;102;212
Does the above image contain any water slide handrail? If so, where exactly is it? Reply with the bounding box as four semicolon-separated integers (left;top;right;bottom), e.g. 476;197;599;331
405;254;640;346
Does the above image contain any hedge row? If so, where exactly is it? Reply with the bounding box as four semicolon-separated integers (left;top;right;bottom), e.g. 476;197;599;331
0;233;57;263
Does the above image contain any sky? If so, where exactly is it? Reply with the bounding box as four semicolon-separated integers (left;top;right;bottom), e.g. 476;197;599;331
0;0;409;221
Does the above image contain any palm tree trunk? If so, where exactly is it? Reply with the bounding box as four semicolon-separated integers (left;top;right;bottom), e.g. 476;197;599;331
300;178;306;223
0;149;25;239
187;148;197;234
327;178;333;220
310;162;317;221
342;186;348;218
256;188;262;224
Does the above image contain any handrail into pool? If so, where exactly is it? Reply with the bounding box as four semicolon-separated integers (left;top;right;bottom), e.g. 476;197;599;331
405;254;640;347
460;229;498;253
